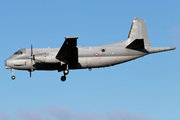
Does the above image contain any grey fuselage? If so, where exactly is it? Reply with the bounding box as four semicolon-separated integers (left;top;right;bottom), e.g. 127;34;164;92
5;41;148;71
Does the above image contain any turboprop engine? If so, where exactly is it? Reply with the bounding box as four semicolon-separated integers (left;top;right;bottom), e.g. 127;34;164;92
34;53;60;63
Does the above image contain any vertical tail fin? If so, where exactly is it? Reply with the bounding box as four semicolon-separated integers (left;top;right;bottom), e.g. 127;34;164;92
127;17;151;48
126;17;175;53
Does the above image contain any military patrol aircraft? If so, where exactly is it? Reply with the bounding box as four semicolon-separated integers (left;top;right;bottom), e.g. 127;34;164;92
5;17;175;81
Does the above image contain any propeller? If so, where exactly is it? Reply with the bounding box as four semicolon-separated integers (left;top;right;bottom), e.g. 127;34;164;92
30;44;33;77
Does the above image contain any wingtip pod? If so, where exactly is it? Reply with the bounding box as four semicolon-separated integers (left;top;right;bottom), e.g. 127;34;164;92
148;47;176;54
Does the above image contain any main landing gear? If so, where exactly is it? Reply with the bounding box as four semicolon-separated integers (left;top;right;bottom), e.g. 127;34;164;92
60;64;69;82
11;69;15;80
61;69;69;82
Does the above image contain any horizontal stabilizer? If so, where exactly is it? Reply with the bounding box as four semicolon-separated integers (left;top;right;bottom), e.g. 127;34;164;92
148;47;176;53
126;39;144;49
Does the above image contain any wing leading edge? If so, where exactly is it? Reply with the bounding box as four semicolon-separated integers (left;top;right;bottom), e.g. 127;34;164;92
56;36;78;64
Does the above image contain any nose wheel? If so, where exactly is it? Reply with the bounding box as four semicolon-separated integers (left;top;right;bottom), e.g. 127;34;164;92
11;69;15;80
11;75;15;80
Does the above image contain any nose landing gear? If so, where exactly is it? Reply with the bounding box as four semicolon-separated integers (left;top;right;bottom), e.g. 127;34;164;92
11;69;15;80
11;75;15;80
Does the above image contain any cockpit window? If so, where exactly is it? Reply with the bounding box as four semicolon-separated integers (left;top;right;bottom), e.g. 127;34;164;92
14;50;23;55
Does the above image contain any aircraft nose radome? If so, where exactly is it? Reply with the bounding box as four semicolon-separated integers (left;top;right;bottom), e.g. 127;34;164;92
5;59;11;69
4;60;7;66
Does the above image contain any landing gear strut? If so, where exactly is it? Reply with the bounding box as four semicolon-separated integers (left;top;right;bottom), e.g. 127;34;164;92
11;69;15;80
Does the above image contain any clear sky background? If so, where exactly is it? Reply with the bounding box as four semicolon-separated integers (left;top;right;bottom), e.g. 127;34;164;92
1;0;180;120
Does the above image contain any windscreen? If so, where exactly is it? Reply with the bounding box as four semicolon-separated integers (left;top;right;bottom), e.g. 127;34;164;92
14;50;23;55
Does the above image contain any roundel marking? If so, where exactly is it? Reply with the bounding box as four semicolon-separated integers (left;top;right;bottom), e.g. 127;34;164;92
94;53;99;57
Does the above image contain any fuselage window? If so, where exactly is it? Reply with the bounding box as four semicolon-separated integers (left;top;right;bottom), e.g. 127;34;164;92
102;49;105;52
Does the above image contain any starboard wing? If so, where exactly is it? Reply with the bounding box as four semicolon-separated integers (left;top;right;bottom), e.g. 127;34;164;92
56;36;78;64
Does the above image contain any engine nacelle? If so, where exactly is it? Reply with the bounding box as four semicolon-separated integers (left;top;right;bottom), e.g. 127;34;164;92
35;55;60;63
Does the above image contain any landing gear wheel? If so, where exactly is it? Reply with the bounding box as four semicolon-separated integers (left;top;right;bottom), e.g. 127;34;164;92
63;69;69;75
11;75;15;80
61;75;66;82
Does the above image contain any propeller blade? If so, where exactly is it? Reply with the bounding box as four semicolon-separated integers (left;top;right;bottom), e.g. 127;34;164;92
30;44;33;78
31;44;33;56
33;55;35;60
31;44;33;67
